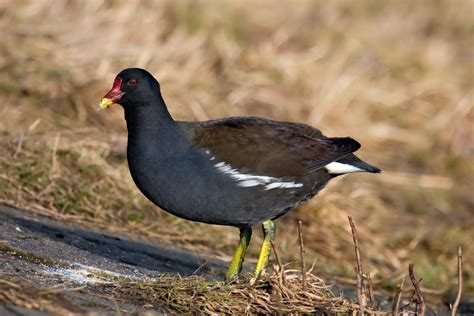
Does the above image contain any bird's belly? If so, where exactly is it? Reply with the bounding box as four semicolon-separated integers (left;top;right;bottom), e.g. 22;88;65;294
128;156;328;227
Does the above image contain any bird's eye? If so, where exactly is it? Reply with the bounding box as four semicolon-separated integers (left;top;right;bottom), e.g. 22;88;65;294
128;79;137;87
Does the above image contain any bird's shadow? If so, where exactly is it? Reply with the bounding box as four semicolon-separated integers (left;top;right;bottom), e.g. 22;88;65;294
0;204;228;279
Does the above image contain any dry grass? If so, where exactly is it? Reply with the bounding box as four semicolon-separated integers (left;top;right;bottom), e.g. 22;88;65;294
0;240;364;314
0;0;473;312
0;277;84;315
100;271;359;314
0;269;366;314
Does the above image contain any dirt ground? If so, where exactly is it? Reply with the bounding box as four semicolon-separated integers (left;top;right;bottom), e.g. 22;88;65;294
3;204;472;315
0;204;364;314
0;204;216;314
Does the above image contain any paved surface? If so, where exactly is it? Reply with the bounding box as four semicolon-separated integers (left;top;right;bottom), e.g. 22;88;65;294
0;204;226;277
0;204;227;314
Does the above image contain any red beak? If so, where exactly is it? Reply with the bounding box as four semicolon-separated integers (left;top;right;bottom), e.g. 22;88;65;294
98;77;124;110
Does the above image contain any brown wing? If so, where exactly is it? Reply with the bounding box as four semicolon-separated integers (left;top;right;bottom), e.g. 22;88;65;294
179;117;360;178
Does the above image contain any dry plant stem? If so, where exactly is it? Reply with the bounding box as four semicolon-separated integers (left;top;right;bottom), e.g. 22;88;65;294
51;132;60;173
0;279;21;289
408;263;425;316
367;273;375;307
270;240;286;286
297;220;307;290
356;268;365;316
13;132;24;159
451;246;463;316
191;260;208;275
273;283;283;316
348;216;367;311
392;276;405;316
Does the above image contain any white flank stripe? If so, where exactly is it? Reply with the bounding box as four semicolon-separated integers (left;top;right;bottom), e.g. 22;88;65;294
325;162;363;174
214;162;303;190
264;182;303;190
239;180;262;187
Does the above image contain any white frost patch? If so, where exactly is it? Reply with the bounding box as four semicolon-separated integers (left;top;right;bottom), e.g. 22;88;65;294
214;162;303;190
45;265;99;284
43;264;155;285
325;162;363;174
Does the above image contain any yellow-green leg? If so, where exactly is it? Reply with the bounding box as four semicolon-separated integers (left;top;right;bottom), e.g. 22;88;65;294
225;227;252;282
253;220;276;279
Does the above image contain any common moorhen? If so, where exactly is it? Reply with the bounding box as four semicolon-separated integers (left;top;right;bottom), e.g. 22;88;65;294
99;68;381;281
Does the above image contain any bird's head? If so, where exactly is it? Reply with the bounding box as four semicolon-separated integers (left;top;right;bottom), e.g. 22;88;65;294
98;68;160;111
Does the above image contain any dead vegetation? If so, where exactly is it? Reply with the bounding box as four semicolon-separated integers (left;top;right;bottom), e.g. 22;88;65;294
0;270;359;314
0;218;464;314
0;278;85;315
98;272;356;314
0;207;467;314
0;0;472;313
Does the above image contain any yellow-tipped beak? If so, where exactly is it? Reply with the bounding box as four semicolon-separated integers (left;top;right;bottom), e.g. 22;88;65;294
100;77;124;111
98;98;113;111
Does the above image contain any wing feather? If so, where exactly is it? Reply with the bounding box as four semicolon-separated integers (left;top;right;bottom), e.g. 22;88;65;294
179;117;360;178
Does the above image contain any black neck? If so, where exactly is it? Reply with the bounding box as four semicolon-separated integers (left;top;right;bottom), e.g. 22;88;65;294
124;93;173;126
124;94;188;152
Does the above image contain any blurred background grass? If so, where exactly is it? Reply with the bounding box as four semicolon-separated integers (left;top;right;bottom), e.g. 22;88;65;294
0;0;472;300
